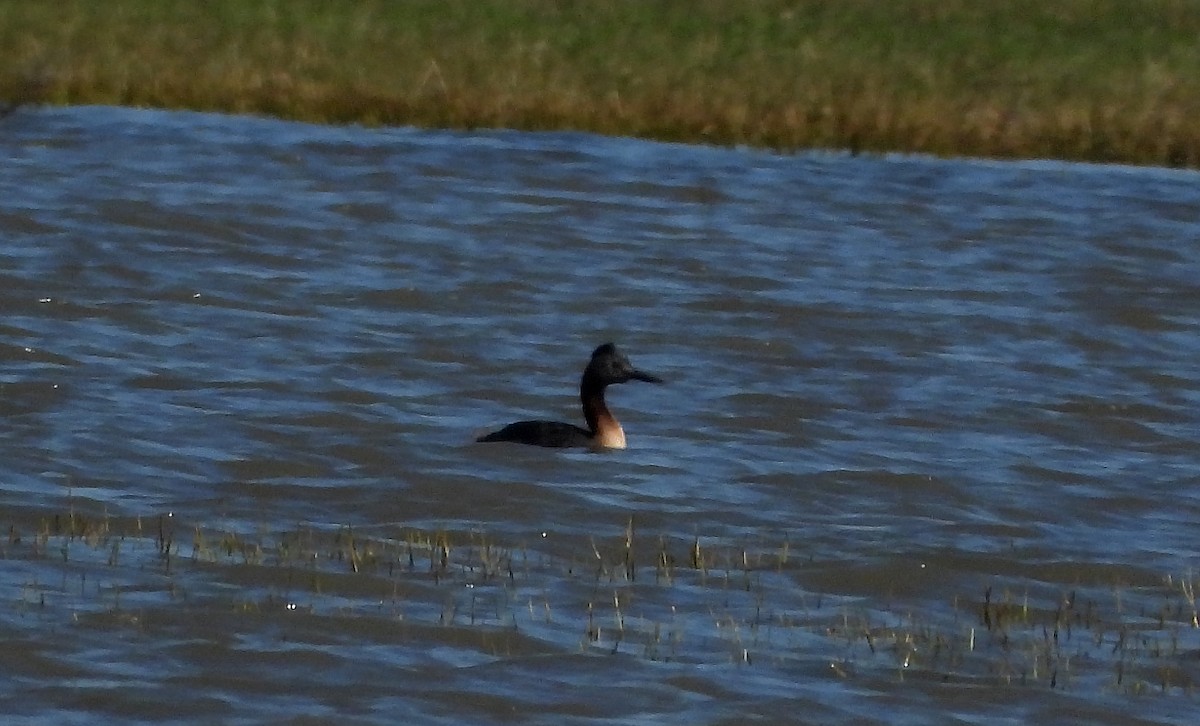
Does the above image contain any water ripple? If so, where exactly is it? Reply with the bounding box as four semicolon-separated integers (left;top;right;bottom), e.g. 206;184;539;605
2;107;1199;723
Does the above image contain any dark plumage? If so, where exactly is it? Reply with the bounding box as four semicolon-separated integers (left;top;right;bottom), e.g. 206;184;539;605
477;343;662;449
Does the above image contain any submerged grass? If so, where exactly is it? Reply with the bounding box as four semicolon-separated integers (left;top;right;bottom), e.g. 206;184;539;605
3;0;1200;166
6;507;1200;694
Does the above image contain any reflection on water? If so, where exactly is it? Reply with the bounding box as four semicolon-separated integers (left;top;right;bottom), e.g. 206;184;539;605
1;106;1199;723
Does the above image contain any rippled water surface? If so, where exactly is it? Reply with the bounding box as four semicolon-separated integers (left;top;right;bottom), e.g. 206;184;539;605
2;106;1199;723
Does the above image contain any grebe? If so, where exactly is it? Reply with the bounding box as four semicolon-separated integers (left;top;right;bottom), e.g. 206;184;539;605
477;343;662;449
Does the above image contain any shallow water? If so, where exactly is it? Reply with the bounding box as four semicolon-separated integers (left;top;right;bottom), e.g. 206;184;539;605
2;106;1199;723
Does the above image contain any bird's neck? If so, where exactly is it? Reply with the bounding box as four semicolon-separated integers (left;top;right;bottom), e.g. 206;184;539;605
581;379;626;449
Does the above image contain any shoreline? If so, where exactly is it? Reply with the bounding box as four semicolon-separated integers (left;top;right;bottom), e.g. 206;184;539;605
3;1;1199;168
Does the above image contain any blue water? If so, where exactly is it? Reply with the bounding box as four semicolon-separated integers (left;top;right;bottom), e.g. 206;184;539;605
1;106;1198;723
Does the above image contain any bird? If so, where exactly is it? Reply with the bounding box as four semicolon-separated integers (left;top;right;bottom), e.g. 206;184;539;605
477;343;662;449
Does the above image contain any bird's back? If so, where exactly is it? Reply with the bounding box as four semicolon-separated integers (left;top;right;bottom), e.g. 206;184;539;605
475;420;594;448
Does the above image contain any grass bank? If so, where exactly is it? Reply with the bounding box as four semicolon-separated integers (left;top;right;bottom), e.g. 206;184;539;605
3;0;1200;166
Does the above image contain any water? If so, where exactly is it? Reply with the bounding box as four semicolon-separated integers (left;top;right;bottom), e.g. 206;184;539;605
2;106;1198;723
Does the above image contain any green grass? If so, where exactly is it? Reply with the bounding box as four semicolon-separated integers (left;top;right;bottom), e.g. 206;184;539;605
3;0;1200;166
